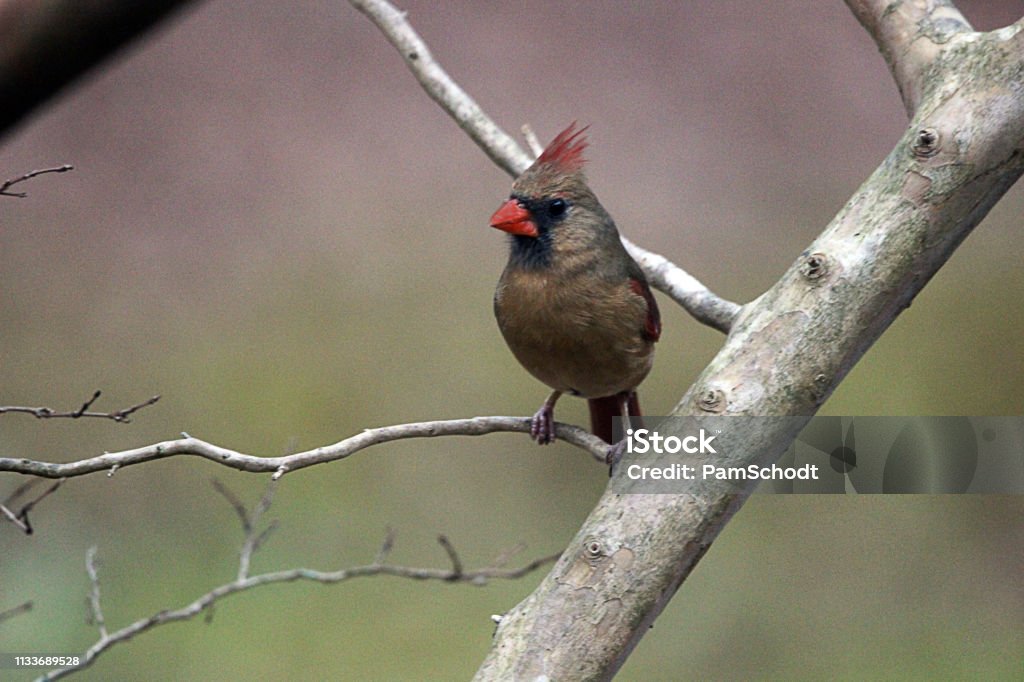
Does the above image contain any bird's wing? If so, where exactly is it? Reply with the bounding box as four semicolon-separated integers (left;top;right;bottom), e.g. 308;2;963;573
628;276;661;343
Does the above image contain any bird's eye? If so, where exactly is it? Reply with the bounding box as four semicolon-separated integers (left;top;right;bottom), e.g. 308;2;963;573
548;198;568;218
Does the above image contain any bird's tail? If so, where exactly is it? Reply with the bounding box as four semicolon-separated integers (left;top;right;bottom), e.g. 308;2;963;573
588;391;642;444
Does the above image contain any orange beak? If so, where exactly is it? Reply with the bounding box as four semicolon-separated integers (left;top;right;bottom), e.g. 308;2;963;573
489;199;538;238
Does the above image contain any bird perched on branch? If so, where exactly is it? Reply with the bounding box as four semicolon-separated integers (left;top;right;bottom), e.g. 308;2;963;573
489;123;660;454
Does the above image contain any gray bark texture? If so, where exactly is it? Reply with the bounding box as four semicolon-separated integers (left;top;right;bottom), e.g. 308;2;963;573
475;3;1024;680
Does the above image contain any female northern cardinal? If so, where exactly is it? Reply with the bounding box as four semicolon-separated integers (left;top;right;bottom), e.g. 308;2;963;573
489;123;660;448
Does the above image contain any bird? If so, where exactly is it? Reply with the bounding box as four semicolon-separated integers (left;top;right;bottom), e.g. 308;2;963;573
488;122;660;454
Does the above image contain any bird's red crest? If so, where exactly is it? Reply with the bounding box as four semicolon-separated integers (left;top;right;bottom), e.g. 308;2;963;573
535;122;589;174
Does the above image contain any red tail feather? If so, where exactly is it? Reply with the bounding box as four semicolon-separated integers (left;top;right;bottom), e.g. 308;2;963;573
587;391;642;444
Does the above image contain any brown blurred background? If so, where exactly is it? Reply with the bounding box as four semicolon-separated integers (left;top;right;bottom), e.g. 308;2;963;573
2;1;1022;679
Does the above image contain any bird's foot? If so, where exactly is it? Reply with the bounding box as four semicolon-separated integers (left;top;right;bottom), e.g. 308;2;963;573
606;439;628;476
530;403;556;444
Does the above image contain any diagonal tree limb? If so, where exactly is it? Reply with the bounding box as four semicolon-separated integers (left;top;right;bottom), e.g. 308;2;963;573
845;0;973;116
348;0;741;332
340;1;1024;677
0;0;200;139
348;0;531;178
474;11;1024;681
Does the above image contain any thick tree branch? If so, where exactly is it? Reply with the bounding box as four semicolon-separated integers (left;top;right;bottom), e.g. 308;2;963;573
475;11;1024;680
0;416;608;480
38;481;560;681
845;0;972;115
348;0;740;332
0;1;198;138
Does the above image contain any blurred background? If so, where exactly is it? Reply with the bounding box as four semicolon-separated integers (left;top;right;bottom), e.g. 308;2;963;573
1;1;1022;679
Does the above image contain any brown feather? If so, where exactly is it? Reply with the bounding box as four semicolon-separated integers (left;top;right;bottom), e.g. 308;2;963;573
588;392;643;444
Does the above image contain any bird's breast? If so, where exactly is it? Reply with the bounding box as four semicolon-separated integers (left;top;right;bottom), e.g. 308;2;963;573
494;266;654;398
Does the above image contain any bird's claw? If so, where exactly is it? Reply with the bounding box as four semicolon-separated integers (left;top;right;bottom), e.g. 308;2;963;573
530;404;556;444
606;439;628;476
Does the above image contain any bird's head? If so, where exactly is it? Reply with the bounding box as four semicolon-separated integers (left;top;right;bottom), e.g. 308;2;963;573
489;123;617;268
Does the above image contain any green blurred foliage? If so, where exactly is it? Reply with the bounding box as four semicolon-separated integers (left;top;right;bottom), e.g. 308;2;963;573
1;1;1022;680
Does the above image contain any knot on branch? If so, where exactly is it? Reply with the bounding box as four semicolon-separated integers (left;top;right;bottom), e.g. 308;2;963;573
800;252;833;283
912;127;941;158
583;538;605;564
697;388;727;414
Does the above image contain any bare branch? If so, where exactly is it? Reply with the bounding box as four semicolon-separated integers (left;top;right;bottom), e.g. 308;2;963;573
0;503;26;532
0;1;197;139
349;0;531;177
622;237;740;333
437;534;464;580
2;478;65;534
211;478;282;582
39;486;560;681
845;0;973;115
490;542;526;570
85;547;108;640
0;600;33;624
375;526;397;565
0;391;161;423
0;416;608;480
521;124;544;157
347;0;740;332
0;164;73;197
210;479;251;533
235;479;278;581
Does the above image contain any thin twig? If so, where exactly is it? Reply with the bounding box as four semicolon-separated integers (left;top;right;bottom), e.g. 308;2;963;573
241;480;276;581
348;0;740;332
490;542;526;570
211;479;251;532
0;503;27;532
212;479;281;581
0;392;161;423
85;547;108;640
521;124;544;157
38;485;560;681
2;478;65;534
375;527;397;565
0;601;33;624
437;534;463;580
0;416;609;480
0;164;73;197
